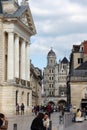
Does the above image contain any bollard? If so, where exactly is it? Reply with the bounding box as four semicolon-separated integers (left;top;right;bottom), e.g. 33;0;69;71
49;120;52;130
59;115;63;124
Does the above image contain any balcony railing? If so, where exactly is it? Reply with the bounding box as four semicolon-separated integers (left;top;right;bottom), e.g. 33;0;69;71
15;78;31;88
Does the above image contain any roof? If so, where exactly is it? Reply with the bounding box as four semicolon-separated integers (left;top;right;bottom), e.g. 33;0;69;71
61;57;69;64
47;49;56;57
2;5;29;18
0;1;36;35
75;61;87;70
12;5;28;17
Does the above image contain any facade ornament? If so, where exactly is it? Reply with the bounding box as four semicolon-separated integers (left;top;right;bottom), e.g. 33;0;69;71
21;0;29;5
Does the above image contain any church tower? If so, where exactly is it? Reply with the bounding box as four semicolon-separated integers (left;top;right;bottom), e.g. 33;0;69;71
47;48;57;66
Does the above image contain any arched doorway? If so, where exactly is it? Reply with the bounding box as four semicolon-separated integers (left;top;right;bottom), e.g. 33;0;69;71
58;100;66;106
48;101;55;105
58;100;67;111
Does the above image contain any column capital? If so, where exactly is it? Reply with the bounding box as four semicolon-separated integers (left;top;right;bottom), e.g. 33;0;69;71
26;42;30;46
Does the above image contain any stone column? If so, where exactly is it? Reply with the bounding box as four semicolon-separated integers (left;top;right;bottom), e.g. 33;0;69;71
7;32;14;80
25;43;30;81
20;40;25;80
14;35;19;78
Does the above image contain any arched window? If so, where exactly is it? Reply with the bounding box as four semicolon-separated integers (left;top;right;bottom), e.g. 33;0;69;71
16;90;18;105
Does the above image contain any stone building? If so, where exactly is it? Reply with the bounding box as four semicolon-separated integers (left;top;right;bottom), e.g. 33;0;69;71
30;62;42;106
69;41;87;111
43;49;69;107
0;0;36;116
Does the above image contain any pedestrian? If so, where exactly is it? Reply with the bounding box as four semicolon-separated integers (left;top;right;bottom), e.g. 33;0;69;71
43;113;50;130
0;113;8;130
46;103;52;119
16;103;19;115
34;105;37;116
21;103;25;115
31;112;45;130
0;118;3;130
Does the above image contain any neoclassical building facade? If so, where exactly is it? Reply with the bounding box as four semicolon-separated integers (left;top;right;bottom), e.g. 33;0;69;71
0;0;36;116
43;49;69;106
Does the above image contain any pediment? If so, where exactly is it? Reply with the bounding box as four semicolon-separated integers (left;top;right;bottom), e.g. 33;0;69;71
20;12;30;26
14;5;36;34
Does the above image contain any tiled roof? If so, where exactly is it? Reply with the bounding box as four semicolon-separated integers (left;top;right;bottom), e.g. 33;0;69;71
75;61;87;70
0;1;28;18
12;5;28;18
61;57;69;64
3;5;28;18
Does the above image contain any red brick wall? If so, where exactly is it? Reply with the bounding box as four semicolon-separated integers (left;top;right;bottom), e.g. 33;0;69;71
83;41;87;54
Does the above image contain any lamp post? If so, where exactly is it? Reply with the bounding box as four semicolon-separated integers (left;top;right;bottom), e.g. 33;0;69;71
67;75;71;107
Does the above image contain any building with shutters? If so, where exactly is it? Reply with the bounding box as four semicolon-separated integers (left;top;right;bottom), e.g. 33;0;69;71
68;41;87;111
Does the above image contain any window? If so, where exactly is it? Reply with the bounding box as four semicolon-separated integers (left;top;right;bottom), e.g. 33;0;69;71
78;58;83;64
15;91;18;105
49;77;51;80
49;84;51;88
59;87;67;96
61;92;64;96
49;69;51;73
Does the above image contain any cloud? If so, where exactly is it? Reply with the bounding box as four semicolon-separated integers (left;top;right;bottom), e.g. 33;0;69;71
29;0;87;70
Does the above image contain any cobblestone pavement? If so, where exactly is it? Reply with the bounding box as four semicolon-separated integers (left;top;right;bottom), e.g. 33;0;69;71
26;112;87;130
63;120;87;130
26;112;60;130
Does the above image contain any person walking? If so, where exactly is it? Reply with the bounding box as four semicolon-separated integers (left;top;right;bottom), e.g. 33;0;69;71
46;103;52;119
31;112;45;130
0;113;8;130
21;103;25;115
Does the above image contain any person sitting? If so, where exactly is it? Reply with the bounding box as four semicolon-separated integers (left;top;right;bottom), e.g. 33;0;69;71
75;109;84;122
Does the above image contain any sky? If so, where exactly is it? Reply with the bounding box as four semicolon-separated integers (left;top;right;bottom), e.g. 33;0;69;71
27;0;87;70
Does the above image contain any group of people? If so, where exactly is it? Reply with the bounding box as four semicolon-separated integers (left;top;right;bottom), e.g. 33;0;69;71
16;103;25;115
0;113;8;130
32;103;52;118
31;112;50;130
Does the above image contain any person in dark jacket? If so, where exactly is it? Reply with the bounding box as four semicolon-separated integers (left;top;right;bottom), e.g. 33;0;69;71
31;112;45;130
21;103;25;115
0;118;3;130
0;113;8;130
